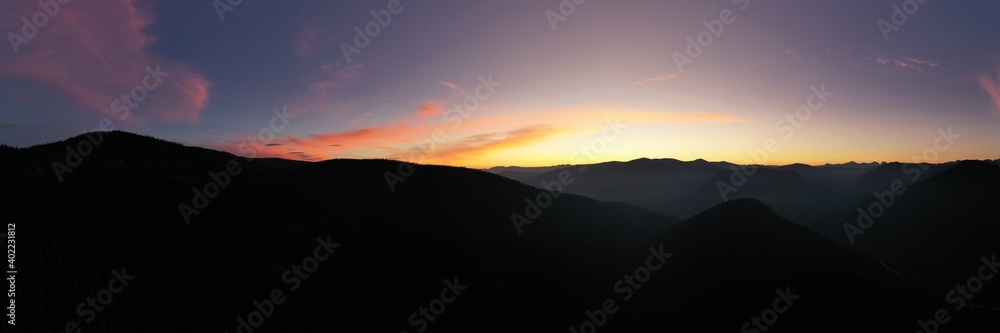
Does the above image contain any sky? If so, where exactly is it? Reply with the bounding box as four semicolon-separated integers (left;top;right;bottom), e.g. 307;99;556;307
1;0;999;168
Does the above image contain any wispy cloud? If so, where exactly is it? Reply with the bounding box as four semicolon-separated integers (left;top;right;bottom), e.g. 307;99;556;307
902;57;940;68
210;90;749;165
213;78;469;160
0;0;211;125
630;73;679;86
389;125;570;165
977;62;1000;115
438;81;467;95
866;53;942;73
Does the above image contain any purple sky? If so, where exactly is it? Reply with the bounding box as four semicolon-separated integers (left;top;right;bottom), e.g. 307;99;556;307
2;0;999;167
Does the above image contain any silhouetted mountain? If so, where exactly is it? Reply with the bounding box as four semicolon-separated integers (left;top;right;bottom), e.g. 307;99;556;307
848;162;951;197
519;158;855;238
512;157;992;243
3;131;682;332
774;163;873;187
702;167;836;222
3;132;997;332
522;158;731;218
484;165;569;182
605;199;943;332
849;161;1000;308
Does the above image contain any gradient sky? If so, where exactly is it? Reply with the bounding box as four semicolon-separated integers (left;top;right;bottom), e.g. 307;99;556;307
2;0;999;168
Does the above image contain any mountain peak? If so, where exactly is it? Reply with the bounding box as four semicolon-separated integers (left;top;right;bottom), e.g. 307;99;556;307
952;159;1000;171
678;198;786;232
701;198;776;218
926;159;1000;184
68;130;152;143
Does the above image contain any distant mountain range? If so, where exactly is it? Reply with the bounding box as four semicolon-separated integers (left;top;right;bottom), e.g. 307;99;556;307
2;131;997;332
493;157;972;238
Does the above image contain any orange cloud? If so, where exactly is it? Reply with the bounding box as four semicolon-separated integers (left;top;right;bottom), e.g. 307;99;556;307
390;125;570;165
209;95;747;166
0;0;211;125
233;120;415;160
416;100;445;119
211;79;459;160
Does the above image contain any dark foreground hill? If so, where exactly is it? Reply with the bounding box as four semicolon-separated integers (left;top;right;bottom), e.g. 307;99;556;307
1;132;996;332
2;131;680;332
607;199;999;332
848;160;1000;308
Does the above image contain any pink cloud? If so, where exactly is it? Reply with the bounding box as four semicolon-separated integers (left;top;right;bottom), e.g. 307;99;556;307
903;57;940;68
0;0;211;125
977;64;1000;115
438;81;466;95
868;54;941;73
209;103;747;163
256;122;416;160
211;76;459;161
630;73;684;86
416;100;445;119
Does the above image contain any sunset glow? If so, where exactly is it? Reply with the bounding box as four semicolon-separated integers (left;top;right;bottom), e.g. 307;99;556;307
2;0;999;167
